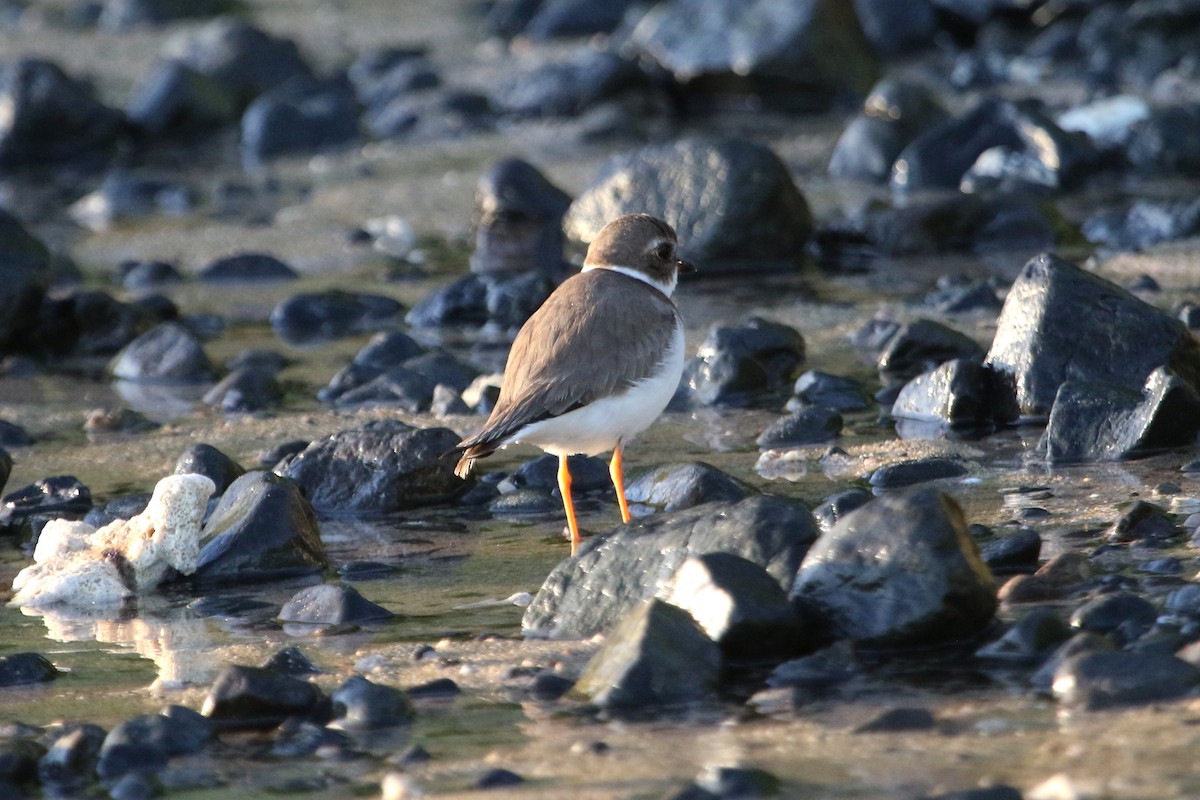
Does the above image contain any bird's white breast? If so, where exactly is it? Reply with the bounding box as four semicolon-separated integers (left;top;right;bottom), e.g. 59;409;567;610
514;319;685;457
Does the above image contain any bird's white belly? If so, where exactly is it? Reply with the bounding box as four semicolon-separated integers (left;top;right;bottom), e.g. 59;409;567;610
514;322;685;457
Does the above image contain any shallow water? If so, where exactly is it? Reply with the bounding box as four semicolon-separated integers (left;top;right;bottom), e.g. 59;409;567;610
4;2;1200;798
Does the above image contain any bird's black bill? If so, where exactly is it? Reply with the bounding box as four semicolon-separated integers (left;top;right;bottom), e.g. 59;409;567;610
677;259;698;274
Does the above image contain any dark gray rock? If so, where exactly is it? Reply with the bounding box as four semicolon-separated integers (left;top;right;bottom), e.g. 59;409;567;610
926;787;1024;800
572;599;722;708
399;351;479;393
431;384;471;417
97;707;212;779
756;407;842;449
0;736;44;785
83;492;151;529
985;253;1200;421
629;0;878;110
98;0;235;30
979;528;1041;574
68;171;194;230
564;138;813;273
191;471;327;585
126;61;239;136
1053;651;1200;709
491;49;643;118
160;18;315;108
694;765;781;798
120;260;183;291
263;646;320;676
408;271;553;330
0;447;11;496
476;768;525;789
522;0;643;38
523;494;818;638
470;158;571;275
0;209;52;354
38;724;105;786
1069;592;1157;645
362;86;494;140
852;0;937;57
347;47;435;107
203;366;283;413
1125;105;1200;176
624;462;753;513
271;718;348;758
0;652;58;686
509;453;608;492
828;78;948;182
269;291;404;345
348;330;424;369
175;443;244;495
198;252;297;282
490;487;558;516
109;322;215;384
329;676;413;730
1084;198;1200;253
405;274;487;328
1107;500;1184;543
975;608;1071;665
278;584;394;625
922;276;1002;313
0;58;124;166
877;320;983;385
1165;584;1200;616
790;489;996;648
812;488;872;532
406;677;461;699
201;665;328;728
892;359;998;433
855;706;935;733
684;317;806;407
241;79;360;162
277;420;463;514
26;289;167;358
891;98;1022;192
665;552;809;661
869;457;968;489
329;367;437;412
1040;368;1200;463
789;370;869;412
1;475;92;536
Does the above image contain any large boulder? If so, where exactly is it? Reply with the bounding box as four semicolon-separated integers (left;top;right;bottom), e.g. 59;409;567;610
523;495;819;638
564;138;813;273
985;253;1200;421
629;0;878;110
790;489;996;648
828;78;948;183
0;210;52;353
276;420;463;514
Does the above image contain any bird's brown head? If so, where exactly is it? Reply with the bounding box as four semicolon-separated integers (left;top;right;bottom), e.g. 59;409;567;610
582;213;696;294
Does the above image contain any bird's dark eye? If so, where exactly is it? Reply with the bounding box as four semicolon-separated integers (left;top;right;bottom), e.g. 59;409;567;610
654;244;673;261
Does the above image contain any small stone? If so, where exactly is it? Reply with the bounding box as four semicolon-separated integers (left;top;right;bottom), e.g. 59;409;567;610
1069;592;1157;644
1053;651;1200;709
279;584;394;625
330;676;414;730
0;652;58;686
854;707;935;733
198;253;297;282
756;407;843;449
1107;500;1184;543
869;457;968;489
406;678;461;699
476;768;523;789
976;609;1072;664
201;665;328;728
696;765;781;797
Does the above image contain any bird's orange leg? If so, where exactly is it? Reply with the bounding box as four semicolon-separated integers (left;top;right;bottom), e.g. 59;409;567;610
558;454;580;554
610;442;632;524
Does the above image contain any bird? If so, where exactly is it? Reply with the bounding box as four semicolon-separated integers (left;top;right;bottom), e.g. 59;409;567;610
455;213;695;554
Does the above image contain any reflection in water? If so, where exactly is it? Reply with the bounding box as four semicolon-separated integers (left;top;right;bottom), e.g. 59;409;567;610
21;599;220;693
112;380;210;422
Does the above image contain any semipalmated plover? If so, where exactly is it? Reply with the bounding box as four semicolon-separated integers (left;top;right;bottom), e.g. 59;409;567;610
455;213;695;553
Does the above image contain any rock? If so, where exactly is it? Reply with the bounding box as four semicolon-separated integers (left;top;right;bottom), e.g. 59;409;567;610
852;0;937;57
431;384;471;417
347;47;436;107
869;457;968;489
508;453;609;492
922;276;1002;313
985;253;1200;421
277;420;463;514
1125;105;1200;176
174;443;244;495
684;317;806;407
126;61;239;137
855;706;935;733
490;48;643;119
812;488;872;532
573;599;722;708
278;584;394;625
0;736;44;785
892;359;998;433
520;0;644;38
27;289;169;357
926;787;1023;800
97;0;234;30
564;138;813;273
1069;592;1157;645
756;407;842;449
1040;368;1200;463
241;79;360;162
329;368;437;412
263;646;321;676
624;462;753;513
68;171;194;231
0;58;124;166
789;371;869;412
975;608;1071;664
629;0;878;110
1;475;92;536
979;528;1042;573
877;320;983;385
790;489;996;648
120;260;184;291
83;407;160;437
524;495;818;638
160;18;315;108
0;652;58;686
1052;651;1200;710
109;322;215;384
998;552;1092;605
192;471;327;585
363;86;493;140
490;487;557;516
329;676;413;730
270;291;404;345
201;665;328;728
406;271;554;330
1056;94;1149;151
0;420;26;447
97;707;212;779
470;158;571;275
198;252;298;282
0;209;52;354
665;552;808;661
38;724;106;786
203;366;283;413
829;78;949;182
476;768;525;789
1106;500;1184;543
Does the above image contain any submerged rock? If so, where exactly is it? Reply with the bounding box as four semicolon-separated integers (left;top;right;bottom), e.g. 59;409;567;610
278;584;395;625
192;471;326;585
270;291;404;345
0;652;58;686
986;253;1200;421
572;599;722;709
202;665;328;728
523;495;818;638
564;138;813;273
277;420;463;514
109;322;216;384
790;489;996;648
330;676;413;730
